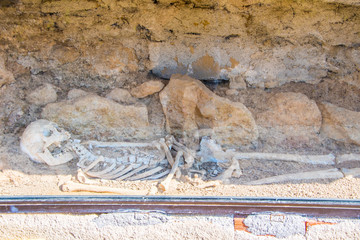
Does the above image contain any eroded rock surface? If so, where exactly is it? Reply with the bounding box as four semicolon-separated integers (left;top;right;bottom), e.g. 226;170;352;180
130;80;165;98
106;88;137;104
159;74;258;145
319;102;360;146
0;54;14;88
256;92;322;146
26;84;58;106
41;94;151;141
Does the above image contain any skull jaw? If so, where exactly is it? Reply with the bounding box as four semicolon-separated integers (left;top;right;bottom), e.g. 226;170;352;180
20;119;74;166
36;149;74;166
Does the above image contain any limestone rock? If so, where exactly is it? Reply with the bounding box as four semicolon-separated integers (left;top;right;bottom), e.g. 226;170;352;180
229;75;247;90
319;102;360;145
256;92;322;145
150;41;327;88
41;94;151;141
67;89;90;100
87;43;139;77
0;55;15;88
159;74;258;145
130;80;165;98
106;88;137;104
27;84;57;106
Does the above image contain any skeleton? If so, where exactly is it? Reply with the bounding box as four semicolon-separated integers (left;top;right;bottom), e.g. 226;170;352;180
20;120;360;191
20;120;189;189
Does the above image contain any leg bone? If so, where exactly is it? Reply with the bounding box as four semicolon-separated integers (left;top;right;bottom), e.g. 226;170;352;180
246;168;344;185
158;151;183;192
60;181;148;195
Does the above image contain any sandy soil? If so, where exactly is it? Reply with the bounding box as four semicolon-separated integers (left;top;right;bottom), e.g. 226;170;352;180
1;134;360;199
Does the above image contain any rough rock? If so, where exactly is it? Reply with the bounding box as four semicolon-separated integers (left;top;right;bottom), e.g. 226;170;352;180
86;43;139;77
319;102;360;145
41;94;151;141
229;75;247;90
149;39;328;88
130;80;165;98
67;89;89;100
159;74;258;145
256;92;322;146
0;1;358;88
26;84;58;106
106;88;137;104
0;54;15;87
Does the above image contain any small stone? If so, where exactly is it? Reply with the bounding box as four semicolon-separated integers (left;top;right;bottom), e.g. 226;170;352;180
67;89;89;100
106;88;137;104
26;83;57;106
229;75;247;90
130;80;165;98
225;89;238;96
319;102;360;146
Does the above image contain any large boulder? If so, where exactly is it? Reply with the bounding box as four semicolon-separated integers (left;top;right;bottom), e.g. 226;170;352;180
159;74;258;145
41;94;151;141
319;102;360;145
256;92;322;146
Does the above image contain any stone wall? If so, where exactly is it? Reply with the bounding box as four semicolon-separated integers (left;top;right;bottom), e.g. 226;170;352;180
0;0;359;152
1;0;359;87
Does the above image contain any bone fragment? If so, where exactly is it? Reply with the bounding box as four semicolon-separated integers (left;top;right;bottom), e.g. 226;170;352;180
160;141;174;166
60;181;148;195
337;154;360;164
341;168;360;177
247;168;344;185
127;166;164;181
76;169;97;184
216;158;242;182
83;140;154;148
197;181;221;189
216;151;335;165
158;151;183;192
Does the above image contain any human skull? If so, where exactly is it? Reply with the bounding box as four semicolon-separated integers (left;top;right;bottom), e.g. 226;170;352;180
20;119;74;166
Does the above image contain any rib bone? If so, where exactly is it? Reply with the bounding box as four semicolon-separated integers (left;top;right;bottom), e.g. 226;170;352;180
60;181;148;195
246;168;344;185
127;166;164;181
116;164;149;181
144;169;171;180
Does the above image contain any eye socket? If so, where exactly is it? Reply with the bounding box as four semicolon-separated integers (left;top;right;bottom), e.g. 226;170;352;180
43;129;53;137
